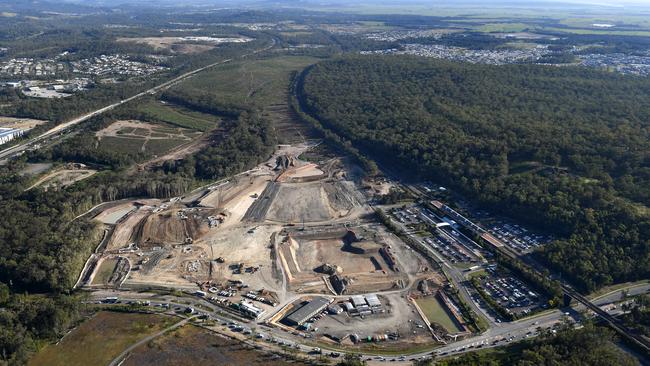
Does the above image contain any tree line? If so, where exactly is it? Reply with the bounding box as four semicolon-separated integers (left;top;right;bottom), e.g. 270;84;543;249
298;55;650;293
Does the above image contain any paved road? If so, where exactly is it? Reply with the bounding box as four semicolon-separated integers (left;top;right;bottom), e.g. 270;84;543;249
0;38;276;164
88;279;648;365
396;224;498;328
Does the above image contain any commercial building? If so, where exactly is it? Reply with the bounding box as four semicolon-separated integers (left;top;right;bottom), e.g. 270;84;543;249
0;128;23;145
284;297;332;326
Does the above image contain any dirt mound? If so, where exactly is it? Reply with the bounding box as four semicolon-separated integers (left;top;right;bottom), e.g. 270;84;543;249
138;208;213;247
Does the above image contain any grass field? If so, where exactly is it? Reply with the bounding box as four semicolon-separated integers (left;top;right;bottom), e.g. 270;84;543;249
174;55;319;109
416;297;463;333
138;102;220;132
29;311;176;366
91;258;118;285
123;324;304;366
475;23;531;33
99;136;147;155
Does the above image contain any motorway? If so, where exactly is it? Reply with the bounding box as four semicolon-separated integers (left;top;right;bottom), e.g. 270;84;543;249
0;38;276;164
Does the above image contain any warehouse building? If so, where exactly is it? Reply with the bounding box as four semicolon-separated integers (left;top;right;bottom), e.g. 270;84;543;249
0;128;23;145
284;297;332;326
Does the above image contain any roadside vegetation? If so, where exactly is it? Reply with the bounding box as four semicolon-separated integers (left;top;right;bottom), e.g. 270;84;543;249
435;324;637;366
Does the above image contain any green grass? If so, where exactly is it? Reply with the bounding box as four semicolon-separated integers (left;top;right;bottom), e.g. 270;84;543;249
144;138;188;156
475;23;531;33
91;258;118;285
138;102;219;132
28;311;175;366
99;136;145;155
174;55;320;109
468;269;488;279
416;297;463;333
587;279;650;300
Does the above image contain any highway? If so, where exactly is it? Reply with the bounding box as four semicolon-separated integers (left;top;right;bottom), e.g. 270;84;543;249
0;38;276;164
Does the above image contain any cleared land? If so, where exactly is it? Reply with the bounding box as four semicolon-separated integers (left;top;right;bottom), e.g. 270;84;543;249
28;312;175;366
138;102;220;132
0;116;47;130
278;229;405;294
123;324;304;366
267;183;333;222
96;120;201;156
117;36;252;54
416;297;463;333
27;167;96;191
94;203;136;225
249;180;363;224
106;207;155;251
313;293;435;350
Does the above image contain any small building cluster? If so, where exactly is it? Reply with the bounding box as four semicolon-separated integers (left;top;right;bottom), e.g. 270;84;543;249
341;294;384;317
0;58;67;77
71;54;167;77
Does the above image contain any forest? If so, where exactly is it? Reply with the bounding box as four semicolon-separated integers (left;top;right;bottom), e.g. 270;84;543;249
299;55;650;292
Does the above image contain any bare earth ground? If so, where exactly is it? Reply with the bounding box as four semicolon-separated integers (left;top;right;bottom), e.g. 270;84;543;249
27;168;96;191
106;207;157;251
87;142;439;350
0;116;47;130
267;183;334;222
315;293;434;347
95;203;136;225
116;37;251;54
279;234;403;294
95;120;199;142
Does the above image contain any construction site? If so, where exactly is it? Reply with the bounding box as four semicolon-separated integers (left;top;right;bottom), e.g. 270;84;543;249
80;142;458;350
277;227;407;295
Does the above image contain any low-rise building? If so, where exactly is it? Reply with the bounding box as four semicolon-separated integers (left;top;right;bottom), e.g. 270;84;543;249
239;300;265;319
284;297;332;326
0;128;23;144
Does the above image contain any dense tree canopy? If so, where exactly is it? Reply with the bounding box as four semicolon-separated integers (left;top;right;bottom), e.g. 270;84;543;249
299;56;650;292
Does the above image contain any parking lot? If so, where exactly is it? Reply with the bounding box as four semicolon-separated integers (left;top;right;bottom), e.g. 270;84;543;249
391;207;423;226
423;235;475;264
390;205;482;265
476;266;545;317
487;221;551;253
